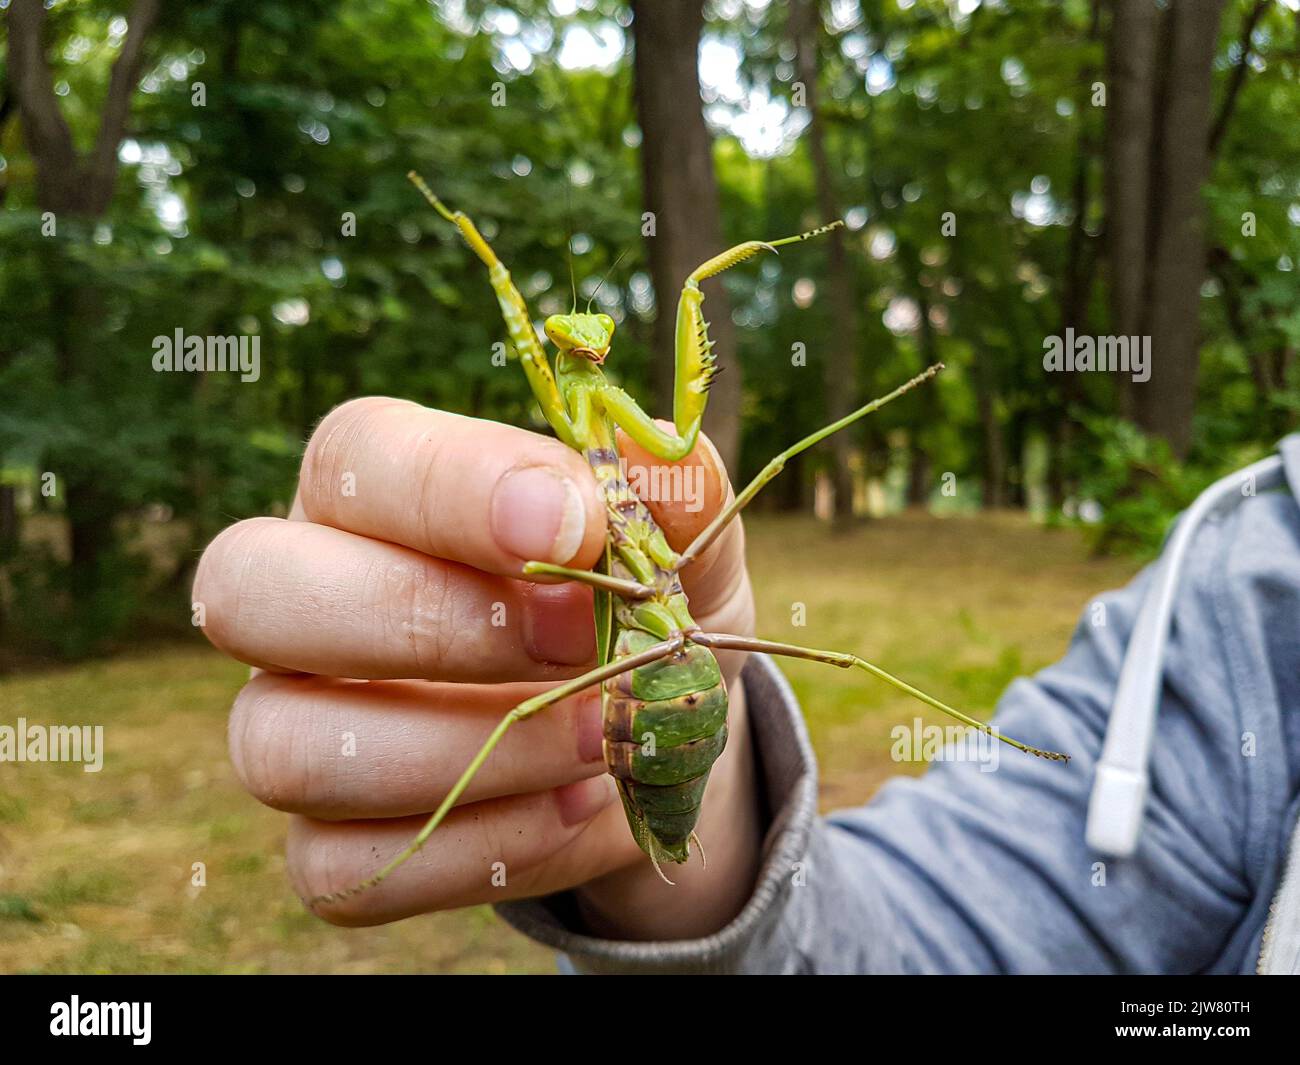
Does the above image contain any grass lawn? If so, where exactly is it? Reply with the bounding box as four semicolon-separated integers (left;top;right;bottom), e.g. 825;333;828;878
0;512;1139;974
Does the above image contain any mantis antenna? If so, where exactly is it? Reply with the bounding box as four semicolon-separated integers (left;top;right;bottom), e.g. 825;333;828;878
587;247;630;312
565;181;578;313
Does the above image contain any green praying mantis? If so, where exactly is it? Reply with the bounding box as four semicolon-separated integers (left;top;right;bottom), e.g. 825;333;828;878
309;172;1069;906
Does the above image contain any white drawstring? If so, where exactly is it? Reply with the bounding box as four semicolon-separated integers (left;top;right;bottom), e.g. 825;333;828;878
1085;453;1286;857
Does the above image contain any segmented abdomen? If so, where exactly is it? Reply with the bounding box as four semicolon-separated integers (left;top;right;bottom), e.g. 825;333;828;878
603;628;728;861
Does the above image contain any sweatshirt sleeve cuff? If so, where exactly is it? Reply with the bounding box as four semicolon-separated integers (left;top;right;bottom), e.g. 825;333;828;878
494;652;819;973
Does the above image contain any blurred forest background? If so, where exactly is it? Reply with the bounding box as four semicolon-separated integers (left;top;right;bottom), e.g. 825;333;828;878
1;0;1298;975
1;0;1298;661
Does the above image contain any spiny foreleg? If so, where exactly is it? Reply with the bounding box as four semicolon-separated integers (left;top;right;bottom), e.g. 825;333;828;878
597;221;845;464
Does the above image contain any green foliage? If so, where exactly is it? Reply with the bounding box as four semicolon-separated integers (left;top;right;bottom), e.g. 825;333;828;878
1;0;1297;660
1069;415;1271;558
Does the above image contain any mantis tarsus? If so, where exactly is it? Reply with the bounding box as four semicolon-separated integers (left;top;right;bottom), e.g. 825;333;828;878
308;173;1069;907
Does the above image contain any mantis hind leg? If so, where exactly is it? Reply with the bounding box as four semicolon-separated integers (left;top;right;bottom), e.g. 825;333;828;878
689;631;1070;763
307;634;688;910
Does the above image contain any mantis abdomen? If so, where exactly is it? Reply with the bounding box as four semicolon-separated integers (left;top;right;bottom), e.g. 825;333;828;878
604;628;728;868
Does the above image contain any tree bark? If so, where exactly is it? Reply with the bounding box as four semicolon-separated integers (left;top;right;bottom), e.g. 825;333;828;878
1051;0;1102;506
1105;0;1158;346
0;484;17;558
791;0;859;526
900;237;940;508
1105;0;1225;458
630;0;742;474
1136;0;1224;457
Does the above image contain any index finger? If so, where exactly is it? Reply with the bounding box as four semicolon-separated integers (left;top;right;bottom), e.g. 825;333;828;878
298;397;607;577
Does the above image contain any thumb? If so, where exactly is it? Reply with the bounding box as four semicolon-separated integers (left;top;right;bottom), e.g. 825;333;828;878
614;427;753;636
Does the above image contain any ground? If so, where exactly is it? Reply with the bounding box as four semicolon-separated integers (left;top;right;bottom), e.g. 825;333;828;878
0;512;1139;974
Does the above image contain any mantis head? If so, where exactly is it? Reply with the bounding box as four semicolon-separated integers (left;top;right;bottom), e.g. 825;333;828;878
544;313;615;364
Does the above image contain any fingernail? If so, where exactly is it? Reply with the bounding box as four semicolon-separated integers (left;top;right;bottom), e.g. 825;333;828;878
695;433;730;512
575;693;605;763
491;466;586;564
522;583;595;665
555;775;616;827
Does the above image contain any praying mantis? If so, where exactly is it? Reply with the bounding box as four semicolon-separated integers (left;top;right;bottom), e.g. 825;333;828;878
309;173;1069;906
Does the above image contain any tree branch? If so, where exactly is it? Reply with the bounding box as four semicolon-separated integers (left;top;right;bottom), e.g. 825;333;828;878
88;0;163;212
6;0;80;200
1208;0;1268;156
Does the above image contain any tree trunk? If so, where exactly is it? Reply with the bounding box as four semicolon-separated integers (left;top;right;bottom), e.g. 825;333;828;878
903;239;941;508
630;0;742;474
1051;0;1102;507
791;0;859;526
0;484;17;558
775;449;808;511
1105;0;1225;458
1106;0;1158;343
1135;0;1224;457
906;442;932;508
973;354;1006;508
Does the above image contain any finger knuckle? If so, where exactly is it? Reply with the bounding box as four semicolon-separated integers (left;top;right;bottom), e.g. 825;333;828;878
383;555;464;678
300;396;411;516
413;425;455;551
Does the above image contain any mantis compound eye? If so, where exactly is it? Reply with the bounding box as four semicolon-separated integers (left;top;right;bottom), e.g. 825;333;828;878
596;314;615;333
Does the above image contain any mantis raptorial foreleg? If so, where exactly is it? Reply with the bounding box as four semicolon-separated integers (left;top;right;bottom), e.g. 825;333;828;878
308;633;688;909
600;222;847;463
690;632;1070;762
407;172;581;448
673;364;945;572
